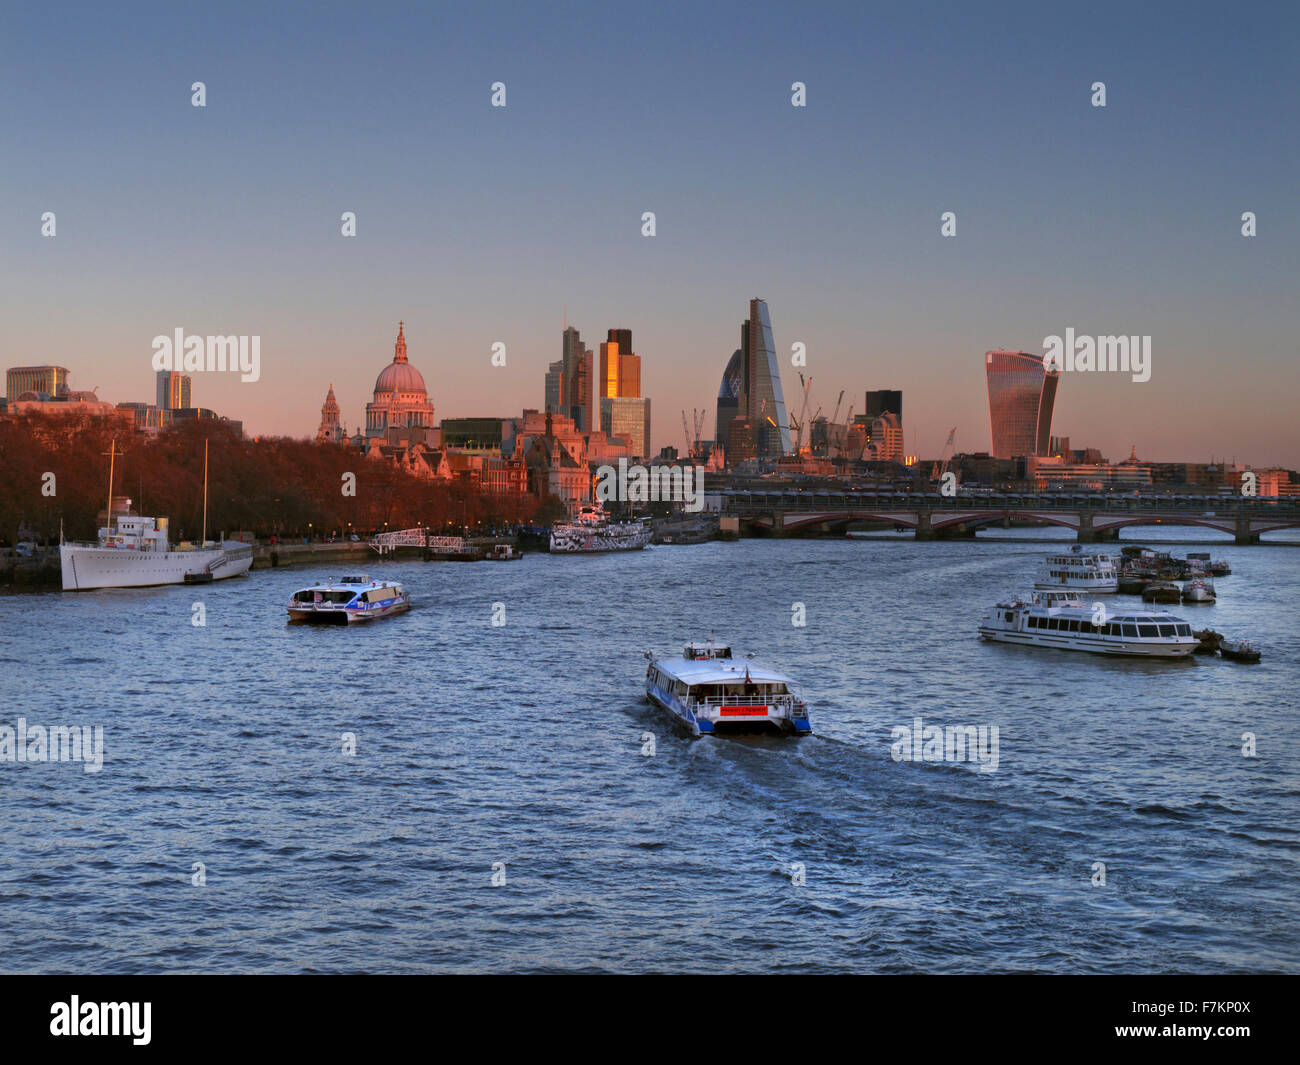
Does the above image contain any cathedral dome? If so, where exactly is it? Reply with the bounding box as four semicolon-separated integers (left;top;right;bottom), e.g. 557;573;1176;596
373;322;427;395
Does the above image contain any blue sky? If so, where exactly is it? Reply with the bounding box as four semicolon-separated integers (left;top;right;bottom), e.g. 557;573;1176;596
3;0;1297;463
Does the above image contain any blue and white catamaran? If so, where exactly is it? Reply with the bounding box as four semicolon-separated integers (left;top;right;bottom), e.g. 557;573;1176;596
287;576;410;624
644;640;812;737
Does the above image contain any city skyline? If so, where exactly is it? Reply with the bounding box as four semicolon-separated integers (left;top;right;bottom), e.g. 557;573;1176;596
3;2;1297;465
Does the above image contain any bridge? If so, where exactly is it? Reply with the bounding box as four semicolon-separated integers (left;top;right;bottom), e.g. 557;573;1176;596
720;490;1300;544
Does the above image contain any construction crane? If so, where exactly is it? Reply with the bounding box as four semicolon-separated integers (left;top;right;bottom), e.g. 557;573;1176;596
829;389;845;430
680;408;708;459
831;401;854;461
930;427;957;481
789;373;813;453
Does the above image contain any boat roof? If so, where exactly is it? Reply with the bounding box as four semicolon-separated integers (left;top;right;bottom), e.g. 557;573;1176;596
295;576;401;590
653;655;794;686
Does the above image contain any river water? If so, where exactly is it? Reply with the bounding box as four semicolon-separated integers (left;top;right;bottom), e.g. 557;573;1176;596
2;528;1297;972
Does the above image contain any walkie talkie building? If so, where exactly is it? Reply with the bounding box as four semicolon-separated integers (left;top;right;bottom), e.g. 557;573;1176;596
985;350;1059;459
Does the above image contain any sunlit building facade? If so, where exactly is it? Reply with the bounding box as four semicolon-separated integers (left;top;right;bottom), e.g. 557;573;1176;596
744;299;791;458
156;369;192;411
985;350;1058;459
366;322;436;442
600;396;651;461
7;365;69;402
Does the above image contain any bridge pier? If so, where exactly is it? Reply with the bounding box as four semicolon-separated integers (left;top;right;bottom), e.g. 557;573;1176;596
769;511;786;539
1076;512;1117;542
1235;517;1259;545
915;512;934;541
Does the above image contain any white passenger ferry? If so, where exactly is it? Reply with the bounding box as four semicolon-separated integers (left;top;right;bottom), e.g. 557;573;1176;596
550;504;651;553
979;590;1197;657
644;641;812;737
287;576;410;624
1035;545;1119;593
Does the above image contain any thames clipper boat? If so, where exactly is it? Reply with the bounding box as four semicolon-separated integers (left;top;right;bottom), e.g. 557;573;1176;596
60;440;253;591
549;503;651;553
979;590;1198;657
644;640;812;736
287;576;410;623
1035;545;1119;593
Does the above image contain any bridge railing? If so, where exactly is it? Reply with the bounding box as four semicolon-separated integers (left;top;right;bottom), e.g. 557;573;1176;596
718;491;1300;515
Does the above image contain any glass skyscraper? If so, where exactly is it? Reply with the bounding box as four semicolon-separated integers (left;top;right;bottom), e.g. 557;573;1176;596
744;299;791;458
985;350;1059;459
714;349;745;457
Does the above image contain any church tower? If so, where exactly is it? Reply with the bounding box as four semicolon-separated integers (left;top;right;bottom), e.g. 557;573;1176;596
316;383;344;443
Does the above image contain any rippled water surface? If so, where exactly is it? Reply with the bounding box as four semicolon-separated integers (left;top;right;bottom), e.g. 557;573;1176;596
2;530;1298;973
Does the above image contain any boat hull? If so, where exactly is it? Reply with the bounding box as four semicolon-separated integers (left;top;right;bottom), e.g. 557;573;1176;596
60;543;253;591
287;599;410;624
978;627;1196;657
644;679;811;737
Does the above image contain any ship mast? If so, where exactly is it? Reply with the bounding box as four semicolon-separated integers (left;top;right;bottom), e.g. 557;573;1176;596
202;438;209;546
103;438;119;537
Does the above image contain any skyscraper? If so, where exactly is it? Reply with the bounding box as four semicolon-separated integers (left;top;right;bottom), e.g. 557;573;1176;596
865;389;902;422
715;349;745;460
156;369;191;410
600;396;651;460
599;328;641;399
560;326;594;432
985;350;1059;459
742;299;791;458
544;360;563;414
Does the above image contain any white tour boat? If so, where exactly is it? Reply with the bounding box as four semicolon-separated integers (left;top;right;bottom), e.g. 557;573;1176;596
644;640;812;737
1035;545;1119;593
60;439;253;591
550;503;651;553
979;590;1198;657
287;576;410;624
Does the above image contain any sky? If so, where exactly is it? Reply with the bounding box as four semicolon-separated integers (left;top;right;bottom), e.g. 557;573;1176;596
3;0;1298;465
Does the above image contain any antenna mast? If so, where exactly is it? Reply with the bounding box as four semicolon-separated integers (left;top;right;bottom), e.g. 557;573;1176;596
202;438;209;545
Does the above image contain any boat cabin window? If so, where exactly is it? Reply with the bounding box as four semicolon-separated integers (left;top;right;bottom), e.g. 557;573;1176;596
1138;624;1158;638
1122;624;1138;638
1158;624;1176;637
684;645;731;661
1176;624;1191;636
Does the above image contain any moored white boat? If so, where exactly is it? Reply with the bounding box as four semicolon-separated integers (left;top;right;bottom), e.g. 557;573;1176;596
287;576;410;623
1035;545;1118;593
979;590;1198;657
61;516;253;590
644;640;812;737
1182;577;1217;603
60;437;252;591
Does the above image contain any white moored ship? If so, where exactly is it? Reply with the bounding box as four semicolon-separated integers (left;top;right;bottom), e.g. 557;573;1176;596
1035;545;1119;593
61;515;253;591
60;439;252;591
549;503;651;553
979;590;1197;657
287;576;410;624
644;640;812;737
